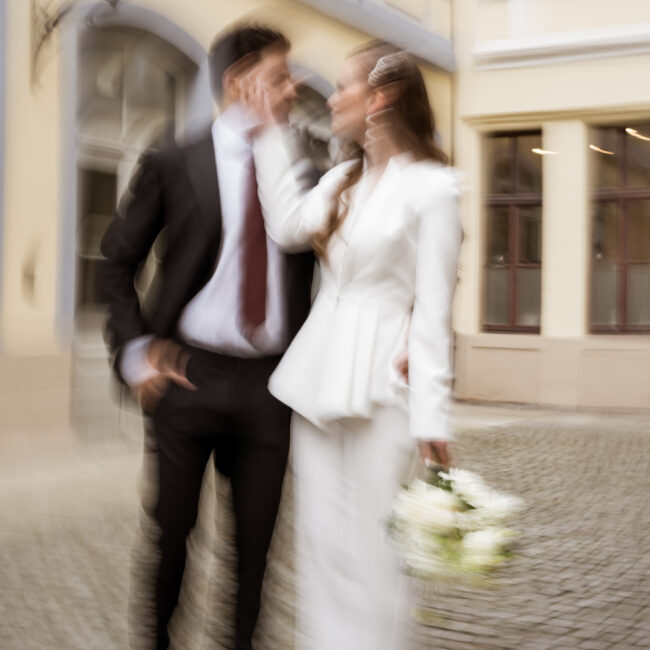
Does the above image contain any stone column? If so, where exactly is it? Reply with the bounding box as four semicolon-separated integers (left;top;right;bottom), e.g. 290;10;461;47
540;120;590;338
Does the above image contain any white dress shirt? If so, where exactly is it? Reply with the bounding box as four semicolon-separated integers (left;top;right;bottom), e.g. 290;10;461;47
120;104;288;387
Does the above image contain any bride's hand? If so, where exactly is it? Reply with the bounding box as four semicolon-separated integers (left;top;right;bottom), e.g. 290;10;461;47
419;440;451;470
241;68;276;134
395;350;408;383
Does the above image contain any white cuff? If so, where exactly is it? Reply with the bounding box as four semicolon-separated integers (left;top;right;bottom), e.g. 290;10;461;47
120;335;158;388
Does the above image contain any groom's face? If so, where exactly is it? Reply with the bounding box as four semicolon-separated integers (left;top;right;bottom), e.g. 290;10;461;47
250;48;296;124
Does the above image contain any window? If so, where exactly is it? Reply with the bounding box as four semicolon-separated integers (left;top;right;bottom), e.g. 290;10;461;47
77;168;116;309
590;125;650;332
483;132;543;332
75;28;191;327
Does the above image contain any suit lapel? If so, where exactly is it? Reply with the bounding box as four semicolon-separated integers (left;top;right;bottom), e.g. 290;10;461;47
183;131;222;241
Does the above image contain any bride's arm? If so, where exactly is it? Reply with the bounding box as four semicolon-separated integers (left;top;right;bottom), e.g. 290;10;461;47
408;169;463;444
253;127;349;253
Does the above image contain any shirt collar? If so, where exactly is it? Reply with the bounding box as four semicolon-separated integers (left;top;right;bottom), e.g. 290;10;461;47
212;102;259;155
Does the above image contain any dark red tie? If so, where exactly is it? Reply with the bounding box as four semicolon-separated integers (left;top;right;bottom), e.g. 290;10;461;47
241;156;267;341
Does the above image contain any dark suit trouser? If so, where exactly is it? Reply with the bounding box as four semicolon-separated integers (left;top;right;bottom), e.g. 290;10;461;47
147;347;290;650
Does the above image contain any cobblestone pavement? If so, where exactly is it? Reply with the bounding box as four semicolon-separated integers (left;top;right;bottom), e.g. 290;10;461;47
411;413;650;650
1;405;649;649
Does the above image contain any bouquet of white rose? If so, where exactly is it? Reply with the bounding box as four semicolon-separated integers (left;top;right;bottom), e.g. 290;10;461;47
387;467;523;586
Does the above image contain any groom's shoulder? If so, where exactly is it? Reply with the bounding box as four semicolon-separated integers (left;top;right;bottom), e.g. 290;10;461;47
177;125;214;154
146;126;213;169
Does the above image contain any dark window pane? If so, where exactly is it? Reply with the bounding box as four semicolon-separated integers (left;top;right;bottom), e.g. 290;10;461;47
591;264;618;327
627;264;650;326
517;134;543;194
79;169;116;221
625;126;650;189
627;200;650;262
77;169;117;307
487;206;510;264
518;206;542;263
515;268;541;327
79;214;113;259
484;267;509;325
77;258;106;307
485;136;513;195
590;128;618;189
592;202;618;263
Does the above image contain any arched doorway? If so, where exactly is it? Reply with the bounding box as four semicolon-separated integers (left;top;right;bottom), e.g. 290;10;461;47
70;22;209;438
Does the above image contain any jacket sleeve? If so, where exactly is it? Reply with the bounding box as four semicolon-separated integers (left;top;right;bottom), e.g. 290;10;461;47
100;153;164;376
253;126;351;253
408;170;463;441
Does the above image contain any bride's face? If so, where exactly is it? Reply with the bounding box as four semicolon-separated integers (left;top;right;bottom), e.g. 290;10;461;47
327;57;372;144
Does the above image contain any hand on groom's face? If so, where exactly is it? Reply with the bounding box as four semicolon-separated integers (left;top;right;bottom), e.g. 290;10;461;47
243;50;296;126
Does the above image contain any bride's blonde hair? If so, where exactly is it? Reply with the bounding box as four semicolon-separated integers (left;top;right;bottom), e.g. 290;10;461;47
312;42;447;260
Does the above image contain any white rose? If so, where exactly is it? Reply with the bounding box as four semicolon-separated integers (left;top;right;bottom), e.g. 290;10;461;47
395;481;462;534
477;493;524;523
460;528;515;570
441;469;523;517
395;492;458;535
440;469;488;505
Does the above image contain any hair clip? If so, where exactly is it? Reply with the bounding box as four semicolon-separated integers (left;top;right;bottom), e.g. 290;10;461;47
368;51;409;86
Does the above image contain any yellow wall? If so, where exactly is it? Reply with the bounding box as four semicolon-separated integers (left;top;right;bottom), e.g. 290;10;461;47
379;0;452;40
460;54;650;121
2;0;63;354
477;0;650;39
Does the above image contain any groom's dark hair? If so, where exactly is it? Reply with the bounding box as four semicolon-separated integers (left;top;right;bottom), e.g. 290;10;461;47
209;25;290;103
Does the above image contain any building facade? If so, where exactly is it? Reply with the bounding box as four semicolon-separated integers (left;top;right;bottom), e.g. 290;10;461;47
453;0;650;409
2;0;647;433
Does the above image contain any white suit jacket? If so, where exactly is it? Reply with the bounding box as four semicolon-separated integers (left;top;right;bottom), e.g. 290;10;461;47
254;128;462;441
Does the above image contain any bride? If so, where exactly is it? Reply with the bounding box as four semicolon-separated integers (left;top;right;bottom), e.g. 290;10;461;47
248;42;462;649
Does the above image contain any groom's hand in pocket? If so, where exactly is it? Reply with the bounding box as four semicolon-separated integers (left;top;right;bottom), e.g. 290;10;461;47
135;374;169;415
135;339;196;414
147;339;195;390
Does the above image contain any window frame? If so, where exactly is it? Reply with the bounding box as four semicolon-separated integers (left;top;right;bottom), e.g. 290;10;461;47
590;125;650;334
482;130;543;334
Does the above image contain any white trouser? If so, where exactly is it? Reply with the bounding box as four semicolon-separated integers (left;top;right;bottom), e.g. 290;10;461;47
292;406;417;650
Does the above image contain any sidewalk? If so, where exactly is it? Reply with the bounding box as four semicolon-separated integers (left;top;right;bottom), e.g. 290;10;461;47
0;402;648;649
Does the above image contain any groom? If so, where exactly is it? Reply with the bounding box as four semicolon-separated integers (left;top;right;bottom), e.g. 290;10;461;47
101;26;314;649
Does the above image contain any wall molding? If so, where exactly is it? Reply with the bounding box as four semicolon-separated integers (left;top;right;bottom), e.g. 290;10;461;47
462;103;650;130
297;0;455;71
474;23;650;69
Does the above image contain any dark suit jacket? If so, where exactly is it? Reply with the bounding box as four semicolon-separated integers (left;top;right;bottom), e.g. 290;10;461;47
100;130;315;382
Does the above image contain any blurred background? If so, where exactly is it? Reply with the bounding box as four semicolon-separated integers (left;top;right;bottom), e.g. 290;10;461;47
0;1;649;648
1;0;648;441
